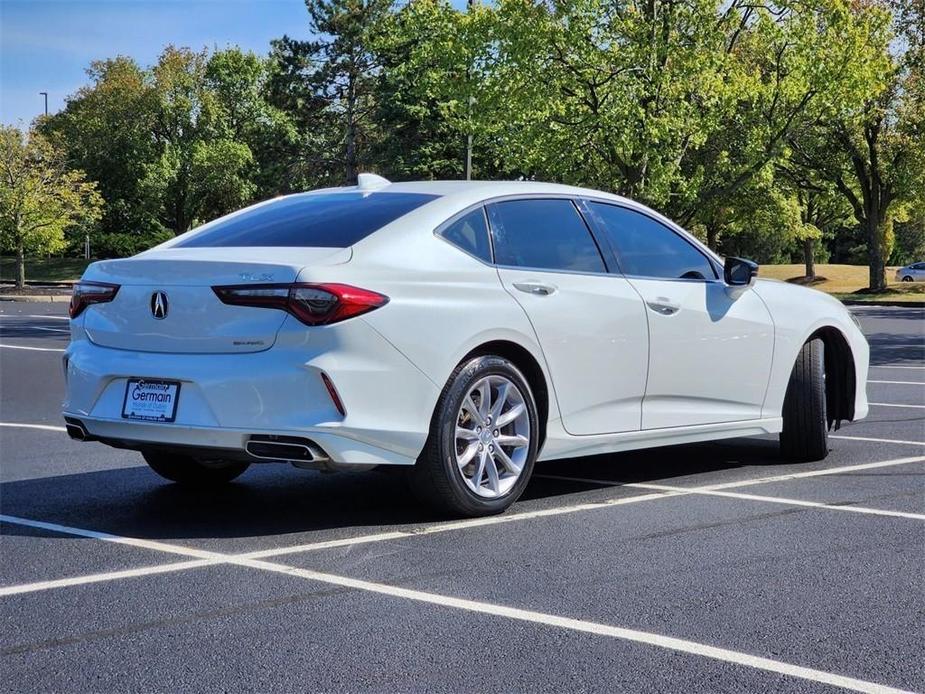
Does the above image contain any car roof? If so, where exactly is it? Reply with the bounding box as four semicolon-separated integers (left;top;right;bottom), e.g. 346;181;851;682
317;178;721;268
336;179;632;204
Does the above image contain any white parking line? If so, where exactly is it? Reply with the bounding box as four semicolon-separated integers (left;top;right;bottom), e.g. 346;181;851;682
0;344;65;353
0;514;911;694
537;455;925;496
627;483;925;521
0;422;66;432
2;456;921;599
27;326;69;333
0;559;219;597
831;435;925;446
870;402;925;409
241;490;685;561
240;560;913;694
868;380;925;386
0;515;222;561
870;365;925;370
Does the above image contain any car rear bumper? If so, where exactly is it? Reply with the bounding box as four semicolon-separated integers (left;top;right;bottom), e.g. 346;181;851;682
62;316;441;466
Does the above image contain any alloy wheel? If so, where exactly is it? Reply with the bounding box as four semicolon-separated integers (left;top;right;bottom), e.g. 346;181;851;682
454;375;531;498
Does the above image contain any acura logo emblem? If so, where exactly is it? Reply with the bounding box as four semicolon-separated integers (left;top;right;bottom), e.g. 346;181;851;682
151;291;169;319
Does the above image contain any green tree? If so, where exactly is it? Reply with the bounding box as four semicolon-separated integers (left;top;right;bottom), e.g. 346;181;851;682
40;57;162;248
204;48;301;198
683;0;890;252
271;0;395;185
790;0;922;290
0;126;102;288
367;1;466;179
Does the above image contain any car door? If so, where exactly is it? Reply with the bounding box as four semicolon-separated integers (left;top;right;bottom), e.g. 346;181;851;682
487;197;649;435
584;201;774;430
915;263;925;281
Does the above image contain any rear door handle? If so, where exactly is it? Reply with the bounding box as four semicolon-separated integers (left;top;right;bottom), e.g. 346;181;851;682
513;282;557;296
646;298;680;315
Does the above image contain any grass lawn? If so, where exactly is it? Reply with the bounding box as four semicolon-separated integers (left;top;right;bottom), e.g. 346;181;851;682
0;257;92;283
758;263;925;303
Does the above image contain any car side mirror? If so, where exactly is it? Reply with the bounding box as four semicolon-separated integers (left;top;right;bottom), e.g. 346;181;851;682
724;257;758;287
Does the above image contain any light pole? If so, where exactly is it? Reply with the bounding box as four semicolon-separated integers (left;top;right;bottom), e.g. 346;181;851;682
39;92;48;116
465;0;474;180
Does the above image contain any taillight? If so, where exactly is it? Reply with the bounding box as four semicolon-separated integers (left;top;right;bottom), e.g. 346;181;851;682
212;283;389;326
69;281;120;319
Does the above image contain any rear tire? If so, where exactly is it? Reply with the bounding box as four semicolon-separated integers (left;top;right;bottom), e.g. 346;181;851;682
779;338;828;462
142;451;249;486
410;355;539;517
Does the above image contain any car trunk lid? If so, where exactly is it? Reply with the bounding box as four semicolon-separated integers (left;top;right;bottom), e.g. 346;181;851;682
80;247;350;354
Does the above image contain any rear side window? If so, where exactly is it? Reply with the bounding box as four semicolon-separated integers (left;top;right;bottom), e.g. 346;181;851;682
439;207;492;263
488;199;606;273
174;192;438;248
588;202;716;280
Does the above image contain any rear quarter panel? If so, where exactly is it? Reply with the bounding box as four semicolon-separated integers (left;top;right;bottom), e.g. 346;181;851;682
299;228;561;427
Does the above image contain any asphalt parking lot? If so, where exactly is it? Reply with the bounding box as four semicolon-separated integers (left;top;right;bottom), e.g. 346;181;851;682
0;302;922;694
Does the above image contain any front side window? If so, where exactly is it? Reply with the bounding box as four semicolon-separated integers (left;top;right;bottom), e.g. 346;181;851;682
588;202;716;280
488;199;606;273
439;207;492;263
174;192;439;248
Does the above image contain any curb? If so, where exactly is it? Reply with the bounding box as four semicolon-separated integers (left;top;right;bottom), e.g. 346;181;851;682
841;300;925;308
0;294;68;303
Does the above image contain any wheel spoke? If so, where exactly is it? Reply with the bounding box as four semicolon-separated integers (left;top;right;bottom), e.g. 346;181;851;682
463;395;483;426
496;433;528;449
476;379;491;421
456;426;478;442
471;450;487;489
495;402;525;428
457;442;478;468
485;452;500;493
490;381;509;421
492;444;521;474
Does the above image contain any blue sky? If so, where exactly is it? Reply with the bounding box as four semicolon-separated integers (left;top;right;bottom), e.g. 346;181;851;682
0;0;321;126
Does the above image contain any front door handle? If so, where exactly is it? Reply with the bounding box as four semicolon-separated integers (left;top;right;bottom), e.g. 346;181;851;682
646;298;680;315
513;282;557;296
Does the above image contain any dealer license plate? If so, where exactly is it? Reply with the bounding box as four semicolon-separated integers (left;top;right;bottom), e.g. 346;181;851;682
122;379;181;422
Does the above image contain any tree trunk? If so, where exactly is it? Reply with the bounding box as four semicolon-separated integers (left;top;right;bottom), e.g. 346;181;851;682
866;216;886;292
344;76;358;185
803;238;815;281
16;242;25;290
706;226;719;251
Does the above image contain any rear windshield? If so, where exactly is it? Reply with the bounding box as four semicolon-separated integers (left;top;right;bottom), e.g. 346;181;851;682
173;192;439;248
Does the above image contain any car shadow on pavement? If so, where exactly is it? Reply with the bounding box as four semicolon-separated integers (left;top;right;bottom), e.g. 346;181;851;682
0;438;787;543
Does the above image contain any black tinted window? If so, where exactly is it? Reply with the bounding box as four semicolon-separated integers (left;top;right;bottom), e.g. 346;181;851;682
588;203;716;280
440;207;492;262
174;192;438;248
489;199;605;273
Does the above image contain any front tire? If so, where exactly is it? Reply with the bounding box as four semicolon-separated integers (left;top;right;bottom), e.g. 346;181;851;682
142;451;249;486
779;339;828;462
411;355;539;517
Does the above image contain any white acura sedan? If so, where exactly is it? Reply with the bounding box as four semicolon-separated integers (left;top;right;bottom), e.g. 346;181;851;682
63;175;869;516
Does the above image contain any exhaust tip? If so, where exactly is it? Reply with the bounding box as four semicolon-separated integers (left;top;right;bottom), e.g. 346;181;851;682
64;418;90;442
245;435;328;463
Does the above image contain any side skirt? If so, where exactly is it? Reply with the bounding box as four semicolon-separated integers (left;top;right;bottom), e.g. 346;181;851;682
538;417;784;462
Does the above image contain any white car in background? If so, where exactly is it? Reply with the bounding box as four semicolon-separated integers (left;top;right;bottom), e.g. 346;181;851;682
895;262;925;282
63;175;869;516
